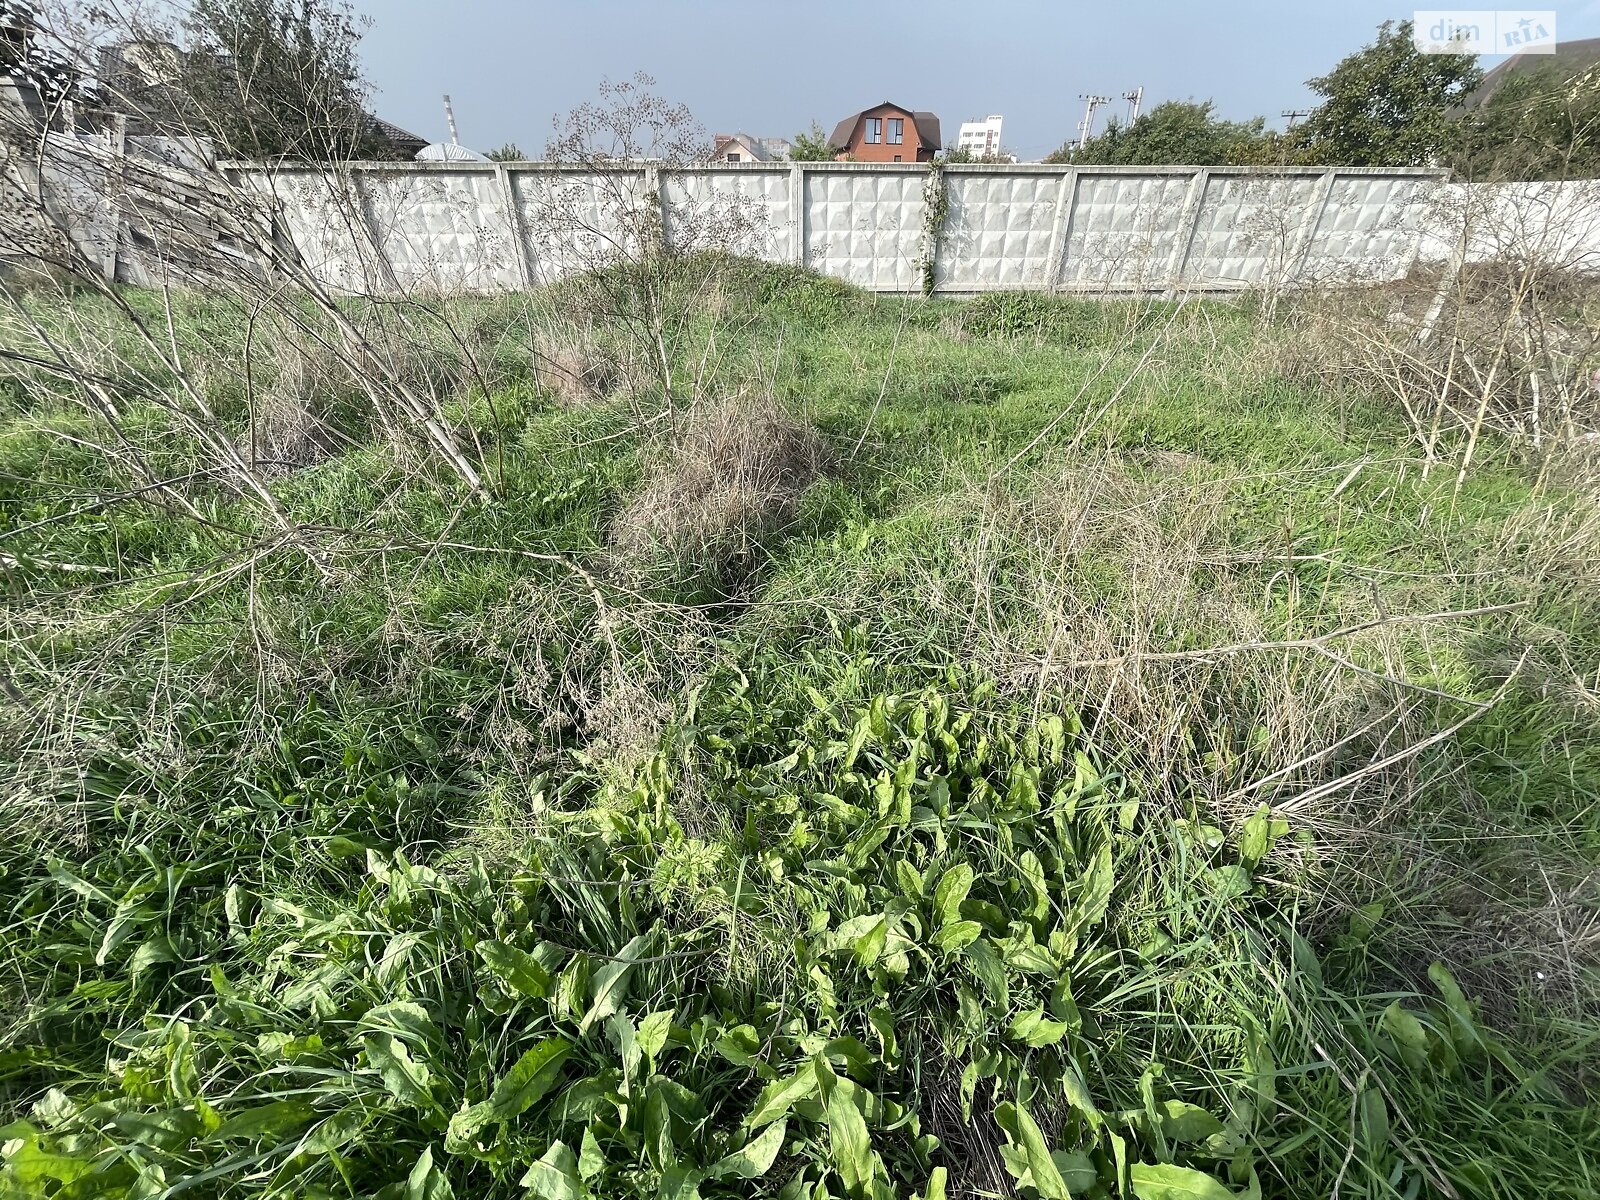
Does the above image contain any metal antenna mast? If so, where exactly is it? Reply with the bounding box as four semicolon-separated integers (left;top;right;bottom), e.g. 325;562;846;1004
1281;109;1311;130
1077;94;1111;150
1123;87;1144;124
443;94;460;146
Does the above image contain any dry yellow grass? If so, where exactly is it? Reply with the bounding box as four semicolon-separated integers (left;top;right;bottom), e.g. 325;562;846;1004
609;392;826;581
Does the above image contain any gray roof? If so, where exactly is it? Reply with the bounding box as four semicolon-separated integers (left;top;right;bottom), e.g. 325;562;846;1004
1466;36;1600;108
828;103;941;151
369;114;427;154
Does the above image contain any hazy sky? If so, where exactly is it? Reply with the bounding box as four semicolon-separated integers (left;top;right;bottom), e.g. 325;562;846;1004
352;2;1600;159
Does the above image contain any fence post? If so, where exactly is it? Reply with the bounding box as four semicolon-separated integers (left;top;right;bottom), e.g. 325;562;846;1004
349;167;401;295
916;162;947;295
1286;169;1337;286
1046;167;1077;291
643;164;665;250
1165;168;1210;296
496;164;533;291
102;113;127;283
790;161;805;264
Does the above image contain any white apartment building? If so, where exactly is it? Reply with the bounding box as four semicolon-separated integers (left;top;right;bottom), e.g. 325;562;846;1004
956;114;1004;158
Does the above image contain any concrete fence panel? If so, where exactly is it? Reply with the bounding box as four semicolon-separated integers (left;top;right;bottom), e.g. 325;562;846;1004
255;170;382;293
1060;171;1196;292
511;167;646;288
801;166;927;291
1183;173;1323;288
1302;174;1439;284
662;166;795;263
360;168;522;293
1415;179;1600;273
935;167;1060;290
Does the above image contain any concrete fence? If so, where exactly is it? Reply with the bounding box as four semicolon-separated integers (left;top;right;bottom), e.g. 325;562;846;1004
247;161;1452;296
15;138;1600;296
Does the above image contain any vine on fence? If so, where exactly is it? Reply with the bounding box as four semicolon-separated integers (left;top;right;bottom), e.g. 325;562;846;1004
918;160;949;296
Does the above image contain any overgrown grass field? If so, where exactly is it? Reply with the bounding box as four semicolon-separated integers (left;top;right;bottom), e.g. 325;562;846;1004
1;263;1596;1200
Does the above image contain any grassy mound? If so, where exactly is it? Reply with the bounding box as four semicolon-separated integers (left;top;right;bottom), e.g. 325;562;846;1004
1;262;1596;1199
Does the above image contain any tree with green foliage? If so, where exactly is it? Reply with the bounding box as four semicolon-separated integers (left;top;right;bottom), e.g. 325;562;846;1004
788;120;835;161
1455;60;1600;180
0;0;83;111
1294;19;1481;167
1044;100;1280;166
941;144;1012;164
180;0;397;160
485;141;529;162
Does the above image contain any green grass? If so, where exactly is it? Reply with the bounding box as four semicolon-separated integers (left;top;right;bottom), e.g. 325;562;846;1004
1;266;1596;1200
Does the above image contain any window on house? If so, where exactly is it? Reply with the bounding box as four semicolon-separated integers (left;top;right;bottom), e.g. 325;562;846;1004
865;117;882;144
893;154;902;162
888;117;903;144
726;152;740;161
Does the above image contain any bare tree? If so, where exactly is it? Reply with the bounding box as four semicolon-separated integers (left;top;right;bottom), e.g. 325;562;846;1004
527;72;770;416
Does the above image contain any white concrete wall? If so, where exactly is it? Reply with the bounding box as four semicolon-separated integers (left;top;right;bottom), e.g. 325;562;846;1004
246;163;1450;296
1414;179;1600;274
28;144;1600;296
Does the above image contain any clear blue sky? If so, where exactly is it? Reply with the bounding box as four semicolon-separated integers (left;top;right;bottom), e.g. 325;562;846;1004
353;1;1600;159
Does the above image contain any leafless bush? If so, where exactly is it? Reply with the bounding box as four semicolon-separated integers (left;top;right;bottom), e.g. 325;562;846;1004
1274;214;1600;489
531;73;769;412
609;393;825;583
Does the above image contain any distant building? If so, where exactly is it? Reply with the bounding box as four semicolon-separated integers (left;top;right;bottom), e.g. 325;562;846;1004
956;114;1004;159
417;141;489;162
1;6;81;127
366;114;428;159
828;102;940;163
1462;36;1600;108
711;132;792;163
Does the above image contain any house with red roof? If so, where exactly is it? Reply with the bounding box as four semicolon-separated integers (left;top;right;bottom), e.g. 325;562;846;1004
828;102;941;163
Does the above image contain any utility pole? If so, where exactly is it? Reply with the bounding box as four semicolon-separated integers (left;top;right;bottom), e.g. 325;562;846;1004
1281;109;1311;130
1123;87;1144;125
443;94;461;146
1077;94;1111;151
